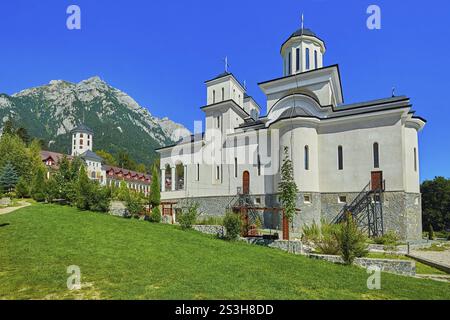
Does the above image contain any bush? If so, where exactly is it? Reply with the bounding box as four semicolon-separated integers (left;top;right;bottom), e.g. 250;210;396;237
31;165;46;202
337;214;368;265
15;176;30;198
89;185;112;212
301;219;340;255
178;202;199;230
150;206;161;223
126;192;144;218
373;230;399;252
196;216;224;226
223;211;242;240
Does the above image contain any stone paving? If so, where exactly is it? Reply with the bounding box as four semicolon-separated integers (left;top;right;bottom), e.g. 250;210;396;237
0;201;31;215
410;249;450;268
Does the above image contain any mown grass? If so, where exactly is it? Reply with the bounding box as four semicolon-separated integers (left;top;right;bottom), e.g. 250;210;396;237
0;204;449;300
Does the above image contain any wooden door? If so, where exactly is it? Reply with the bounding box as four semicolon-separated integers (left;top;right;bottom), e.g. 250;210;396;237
242;171;250;194
371;171;383;191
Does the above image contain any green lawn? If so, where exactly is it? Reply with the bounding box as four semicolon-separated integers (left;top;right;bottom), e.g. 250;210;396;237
0;204;449;300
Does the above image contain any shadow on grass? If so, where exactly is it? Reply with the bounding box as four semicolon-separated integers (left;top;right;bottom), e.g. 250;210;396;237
0;223;10;227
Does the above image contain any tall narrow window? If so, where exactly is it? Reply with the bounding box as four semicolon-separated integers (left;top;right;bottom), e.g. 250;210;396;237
257;154;261;176
221;87;224;101
196;163;200;181
314;50;318;69
296;48;300;71
373;143;379;168
414;148;417;172
216;116;220;129
216;166;220;180
288;52;292;75
304;145;309;170
234;157;238;178
212;90;216;103
305;48;310;70
338;146;343;170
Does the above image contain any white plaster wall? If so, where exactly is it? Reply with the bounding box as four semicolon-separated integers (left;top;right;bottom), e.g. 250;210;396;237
318;118;404;193
403;126;420;193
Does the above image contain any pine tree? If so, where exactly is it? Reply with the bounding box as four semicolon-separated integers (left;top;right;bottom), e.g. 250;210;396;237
15;176;30;198
31;165;46;202
0;162;19;193
150;165;161;222
278;146;298;229
75;165;92;210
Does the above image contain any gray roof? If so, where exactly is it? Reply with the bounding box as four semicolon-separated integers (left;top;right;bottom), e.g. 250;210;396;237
279;107;311;119
80;150;103;162
71;124;94;135
281;27;324;51
205;71;232;83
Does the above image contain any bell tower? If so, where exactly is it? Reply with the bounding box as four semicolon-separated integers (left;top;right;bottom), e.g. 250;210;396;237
71;124;94;156
280;17;326;76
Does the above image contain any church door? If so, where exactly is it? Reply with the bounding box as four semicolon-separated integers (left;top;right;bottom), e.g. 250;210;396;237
243;171;250;194
371;171;383;191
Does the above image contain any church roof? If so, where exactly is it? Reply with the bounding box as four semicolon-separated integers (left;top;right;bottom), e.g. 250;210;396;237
80;150;103;162
279;107;311;119
71;124;94;135
280;27;325;51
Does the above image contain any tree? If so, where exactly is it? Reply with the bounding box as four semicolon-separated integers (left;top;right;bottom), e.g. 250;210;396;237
421;177;450;231
278;146;298;238
135;163;147;173
117;180;129;201
116;150;136;170
428;224;435;240
0;134;33;179
0;162;19;193
31;165;46;202
149;165;161;222
75;165;92;210
15;176;30;198
2;117;15;135
337;213;368;265
16;127;30;145
95;150;117;166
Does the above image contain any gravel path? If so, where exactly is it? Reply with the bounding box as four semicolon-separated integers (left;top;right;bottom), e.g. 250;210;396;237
0;202;31;215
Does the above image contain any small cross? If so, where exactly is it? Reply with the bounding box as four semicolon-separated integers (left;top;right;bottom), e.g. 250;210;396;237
301;13;304;30
223;56;230;73
392;86;396;97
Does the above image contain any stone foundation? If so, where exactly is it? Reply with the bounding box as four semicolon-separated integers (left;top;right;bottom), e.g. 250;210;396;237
162;191;422;240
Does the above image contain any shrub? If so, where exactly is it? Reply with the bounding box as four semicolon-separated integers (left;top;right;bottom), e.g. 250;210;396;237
337;214;368;265
302;220;340;255
223;211;242;240
44;176;59;203
178;202;199;230
15;176;30;198
373;230;400;252
150;206;161;223
31;165;46;202
196;216;224;226
428;224;434;240
89;185;112;212
126;192;144;218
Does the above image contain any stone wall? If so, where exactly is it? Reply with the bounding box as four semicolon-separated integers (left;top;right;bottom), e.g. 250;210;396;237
308;253;416;276
244;237;304;254
163;190;423;240
192;225;225;238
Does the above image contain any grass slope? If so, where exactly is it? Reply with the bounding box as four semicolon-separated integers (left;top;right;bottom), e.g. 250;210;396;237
0;204;449;300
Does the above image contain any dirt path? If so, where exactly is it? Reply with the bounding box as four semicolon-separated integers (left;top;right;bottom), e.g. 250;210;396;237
0;201;31;215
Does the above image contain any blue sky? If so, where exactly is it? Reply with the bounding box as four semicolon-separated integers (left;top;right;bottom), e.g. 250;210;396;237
0;0;449;181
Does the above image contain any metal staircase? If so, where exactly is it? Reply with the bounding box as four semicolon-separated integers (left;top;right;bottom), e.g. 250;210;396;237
332;181;384;238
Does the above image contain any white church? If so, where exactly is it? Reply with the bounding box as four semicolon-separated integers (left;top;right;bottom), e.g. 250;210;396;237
157;25;426;240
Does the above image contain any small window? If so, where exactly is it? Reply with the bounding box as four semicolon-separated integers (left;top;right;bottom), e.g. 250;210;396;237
216;166;220;180
305;48;310;70
196;163;200;181
212;90;216;103
87;140;90;146
80;133;83;138
257;154;261;176
288;52;292;75
314;50;318;69
304;194;311;203
373;142;379;168
304;145;309;170
296;48;300;71
338;196;347;203
80;139;83;145
338;146;343;170
255;197;261;205
216;116;220;129
413;148;417;172
234;157;238;178
221;87;224;101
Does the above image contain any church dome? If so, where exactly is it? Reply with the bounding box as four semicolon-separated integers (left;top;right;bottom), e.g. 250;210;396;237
279;107;311;120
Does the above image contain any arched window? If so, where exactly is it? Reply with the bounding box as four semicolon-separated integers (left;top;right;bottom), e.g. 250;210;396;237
288;52;292;75
414;148;417;172
338;146;343;170
304;145;309;170
212;90;216;103
296;48;300;71
305;48;310;70
373;143;379;168
314;50;318;69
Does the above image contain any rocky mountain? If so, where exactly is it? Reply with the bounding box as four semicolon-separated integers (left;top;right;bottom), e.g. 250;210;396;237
0;76;190;165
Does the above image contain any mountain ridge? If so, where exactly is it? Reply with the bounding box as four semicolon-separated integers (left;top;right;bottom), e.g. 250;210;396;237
0;76;190;165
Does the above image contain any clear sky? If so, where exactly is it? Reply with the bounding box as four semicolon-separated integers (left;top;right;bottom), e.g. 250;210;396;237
0;0;449;181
